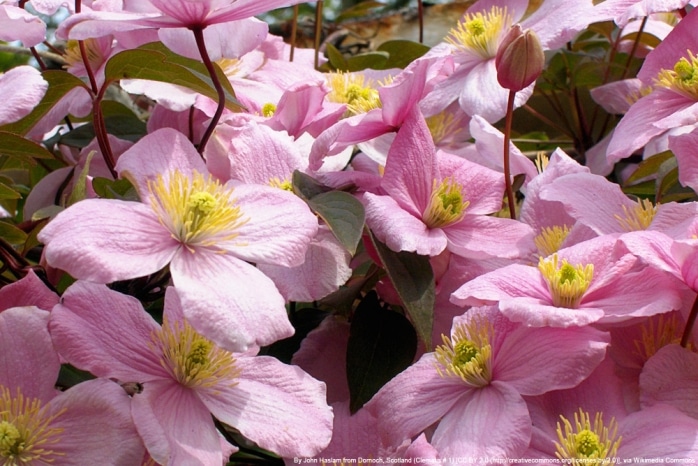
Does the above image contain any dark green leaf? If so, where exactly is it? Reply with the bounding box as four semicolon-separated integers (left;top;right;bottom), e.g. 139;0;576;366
377;40;430;69
346;52;389;71
624;150;674;186
0;131;56;165
347;291;417;413
0;181;20;200
325;43;349;71
291;170;333;201
369;232;434;349
59;114;147;148
92;177;139;201
307;191;365;255
0;221;27;245
104;45;243;112
67;151;94;206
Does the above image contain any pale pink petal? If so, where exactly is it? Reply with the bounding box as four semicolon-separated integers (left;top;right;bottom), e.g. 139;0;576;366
47;378;145;465
445;215;535;259
438;150;507;214
158;18;267;61
197;356;333;457
0;307;59;402
618;404;698;458
222;183;318;267
132;379;224;466
495;325;609;395
502;300;605;328
119;80;198;112
50;281;167;381
590;79;643;114
316;401;379;458
640;344;698;419
258;226;352;302
0;269;58;312
0;5;46;47
365;354;468;447
670;129;698;192
0;65;48;125
432;382;531;458
170;251;293;352
451;263;548;308
363;193;448;256
38;199;178;283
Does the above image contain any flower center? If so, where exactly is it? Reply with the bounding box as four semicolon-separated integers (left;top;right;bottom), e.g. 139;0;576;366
538;253;594;308
151;317;240;390
261;103;277;117
535;225;571;257
614;198;657;232
446;6;513;59
555;409;621;465
426;112;460;146
634;313;685;361
434;318;492;387
422;178;469;229
148;170;248;251
655;51;698;100
326;72;382;116
63;39;105;75
216;58;244;79
0;386;65;464
268;177;294;192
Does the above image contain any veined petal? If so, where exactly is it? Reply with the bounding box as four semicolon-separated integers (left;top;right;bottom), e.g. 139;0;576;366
0;65;48;125
0;269;58;312
170;251;293;353
445;215;535;259
197;356;333;458
39;199;177;283
49;281;167;382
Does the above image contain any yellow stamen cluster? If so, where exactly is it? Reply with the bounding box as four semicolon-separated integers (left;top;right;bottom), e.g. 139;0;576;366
633;314;685;361
216;58;243;79
446;7;513;59
148;170;248;251
326;72;382;116
63;39;104;73
268;177;294;192
422;178;469;229
0;386;65;464
538;254;594;308
151;317;241;391
655;51;698;100
535;152;549;173
434;318;493;387
261;103;277;117
426;112;459;146
614;198;657;231
555;409;622;465
535;225;571;258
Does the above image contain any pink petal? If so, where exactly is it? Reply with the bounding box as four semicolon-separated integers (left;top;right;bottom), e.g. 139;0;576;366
170;251;293;352
132;379;224;465
38;199;177;283
640;344;698;419
0;269;58;312
50;281;167;382
432;382;531;458
197;355;333;457
48;378;145;465
0;6;46;47
670;129;698;192
451;263;549;308
618;404;698;458
0;307;59;402
0;65;48;125
445;215;535;259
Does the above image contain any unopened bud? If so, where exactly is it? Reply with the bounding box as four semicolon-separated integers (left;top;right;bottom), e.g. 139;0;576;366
495;24;545;92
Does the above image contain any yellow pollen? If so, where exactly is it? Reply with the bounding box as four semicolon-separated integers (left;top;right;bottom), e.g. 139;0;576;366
326;72;382;116
0;386;65;464
555;409;621;465
63;38;104;72
268;177;294;192
655;51;698;100
216;58;243;79
614;198;657;231
535;152;549;173
422;178;469;229
535;225;571;257
151;317;241;390
538;254;594;309
147;170;248;252
434;318;492;387
425;112;460;146
446;6;513;58
633;313;685;361
261;103;277;117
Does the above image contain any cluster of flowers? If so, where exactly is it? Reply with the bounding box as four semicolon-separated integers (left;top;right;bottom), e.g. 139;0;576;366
2;0;698;464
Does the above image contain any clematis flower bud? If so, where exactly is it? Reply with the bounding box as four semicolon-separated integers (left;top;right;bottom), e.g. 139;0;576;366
495;24;545;92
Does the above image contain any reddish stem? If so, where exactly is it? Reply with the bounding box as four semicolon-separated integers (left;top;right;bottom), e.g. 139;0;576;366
503;90;517;220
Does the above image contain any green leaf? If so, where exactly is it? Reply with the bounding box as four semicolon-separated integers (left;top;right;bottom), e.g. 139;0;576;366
346;291;417;413
369;232;434;349
377;40;430;69
0;221;27;245
346;52;389;72
31;205;64;221
307;191;365;255
92;177;139;201
335;1;386;23
104;44;244;112
622;180;655;197
67;151;94;206
325;43;349;71
60;113;147;148
0;180;20;200
0;131;56;165
624;150;674;186
291;170;333;201
0;70;89;136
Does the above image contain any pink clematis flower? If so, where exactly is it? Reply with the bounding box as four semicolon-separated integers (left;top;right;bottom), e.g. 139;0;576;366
0;305;145;465
49;281;334;465
362;107;534;259
523;357;698;463
451;235;685;327
0;66;48;127
38;128;318;352
364;305;609;459
0;3;46;47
